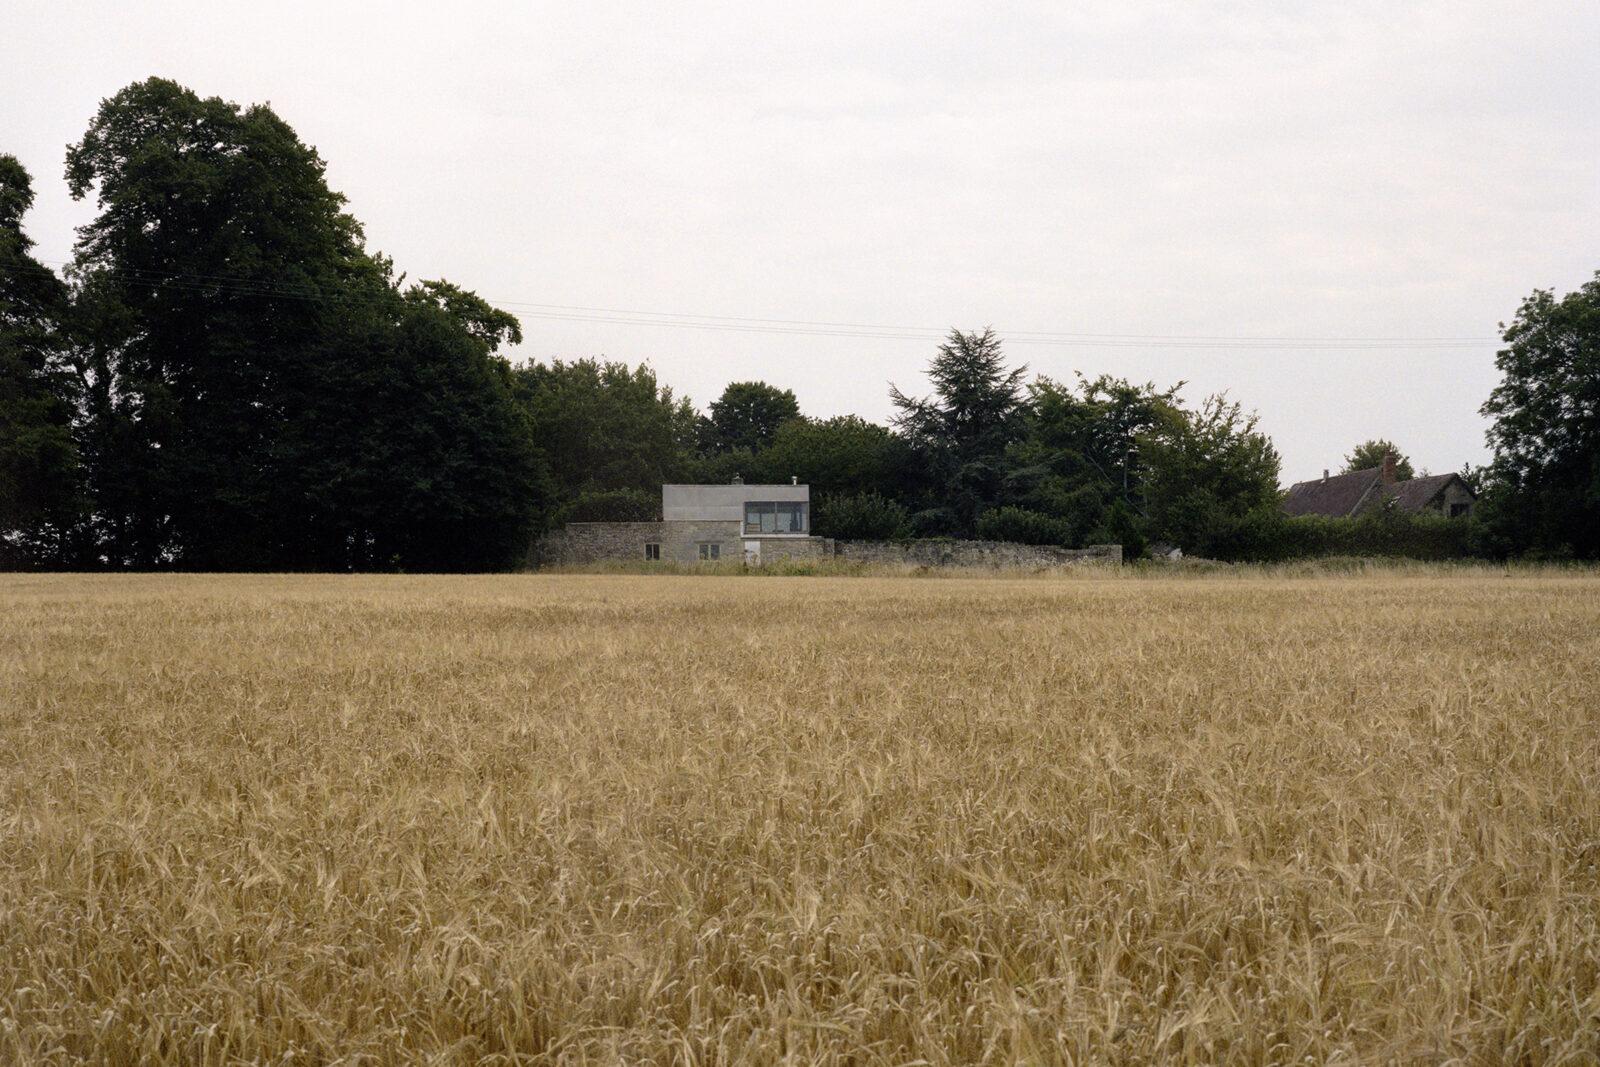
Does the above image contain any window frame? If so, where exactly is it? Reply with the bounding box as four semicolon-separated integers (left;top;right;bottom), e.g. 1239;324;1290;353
644;542;661;561
697;542;721;561
743;501;807;535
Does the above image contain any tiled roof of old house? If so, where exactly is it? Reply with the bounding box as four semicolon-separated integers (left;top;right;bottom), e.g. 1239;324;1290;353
1389;473;1459;512
1283;465;1474;518
1283;467;1384;517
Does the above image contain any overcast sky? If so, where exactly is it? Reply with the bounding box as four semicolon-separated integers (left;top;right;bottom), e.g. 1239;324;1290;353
5;2;1596;482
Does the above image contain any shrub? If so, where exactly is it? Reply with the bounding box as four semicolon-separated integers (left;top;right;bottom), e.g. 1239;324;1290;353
813;492;911;540
907;507;960;538
975;506;1070;546
1092;499;1148;560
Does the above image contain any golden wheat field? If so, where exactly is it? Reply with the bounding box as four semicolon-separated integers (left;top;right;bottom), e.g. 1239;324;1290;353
1;570;1598;1065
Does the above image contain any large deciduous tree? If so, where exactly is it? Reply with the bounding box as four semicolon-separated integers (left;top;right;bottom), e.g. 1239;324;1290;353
513;358;697;501
357;293;549;570
1478;272;1600;558
66;78;376;566
64;78;546;570
1342;439;1414;480
0;155;82;566
752;415;907;497
1140;394;1282;555
1003;375;1182;548
701;380;799;454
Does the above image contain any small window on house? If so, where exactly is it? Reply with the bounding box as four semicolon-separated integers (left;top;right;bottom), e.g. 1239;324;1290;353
1449;503;1469;518
644;543;661;560
698;542;720;561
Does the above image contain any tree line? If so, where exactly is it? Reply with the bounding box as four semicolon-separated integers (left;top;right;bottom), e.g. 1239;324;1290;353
4;79;1598;569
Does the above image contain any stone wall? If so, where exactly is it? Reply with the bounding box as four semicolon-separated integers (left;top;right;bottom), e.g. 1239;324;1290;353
532;523;1121;569
751;536;834;562
535;521;743;566
835;539;1122;568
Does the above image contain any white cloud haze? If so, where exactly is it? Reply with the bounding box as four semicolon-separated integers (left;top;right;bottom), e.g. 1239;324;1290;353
4;1;1596;481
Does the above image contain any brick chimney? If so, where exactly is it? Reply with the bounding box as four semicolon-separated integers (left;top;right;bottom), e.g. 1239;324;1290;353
1380;451;1397;485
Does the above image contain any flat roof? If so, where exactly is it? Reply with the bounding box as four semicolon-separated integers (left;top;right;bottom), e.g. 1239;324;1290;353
661;483;808;488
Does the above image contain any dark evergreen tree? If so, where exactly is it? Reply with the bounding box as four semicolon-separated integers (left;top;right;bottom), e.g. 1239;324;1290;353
890;328;1027;533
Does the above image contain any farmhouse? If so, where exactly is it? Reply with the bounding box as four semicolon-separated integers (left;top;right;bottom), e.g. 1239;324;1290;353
1283;453;1476;519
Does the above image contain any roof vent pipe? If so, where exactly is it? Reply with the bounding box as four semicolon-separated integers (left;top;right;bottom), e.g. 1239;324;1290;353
791;475;798;485
1322;470;1329;483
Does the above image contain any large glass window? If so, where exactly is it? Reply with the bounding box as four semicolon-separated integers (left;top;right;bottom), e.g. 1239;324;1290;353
743;501;806;534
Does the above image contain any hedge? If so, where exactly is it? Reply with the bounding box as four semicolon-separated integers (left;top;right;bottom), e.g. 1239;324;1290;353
974;506;1072;547
1205;507;1481;562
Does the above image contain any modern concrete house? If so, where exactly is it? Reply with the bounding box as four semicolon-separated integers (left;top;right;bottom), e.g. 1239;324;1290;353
664;481;810;532
545;479;833;565
535;478;1124;568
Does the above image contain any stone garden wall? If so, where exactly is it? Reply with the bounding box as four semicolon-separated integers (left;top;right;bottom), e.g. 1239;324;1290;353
834;539;1122;568
751;536;834;562
533;524;1121;569
534;521;742;566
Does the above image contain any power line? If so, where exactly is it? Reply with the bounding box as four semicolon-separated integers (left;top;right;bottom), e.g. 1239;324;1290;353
447;295;1493;344
506;310;1486;350
25;258;1500;350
